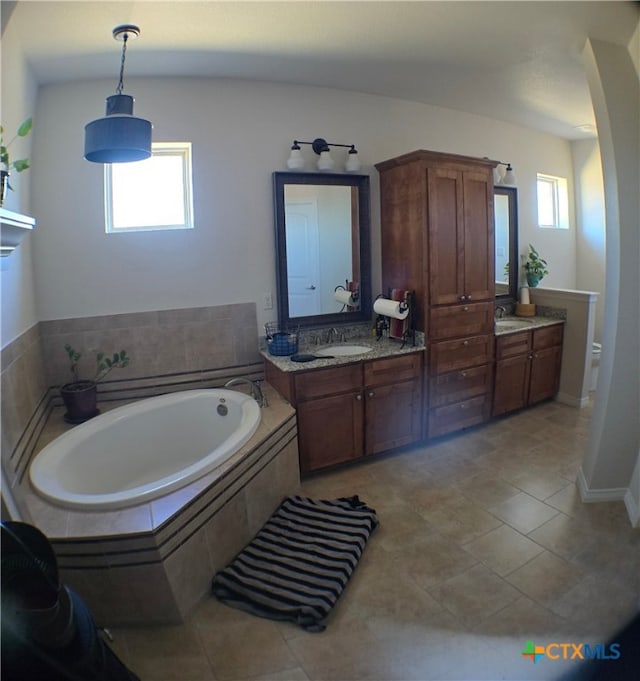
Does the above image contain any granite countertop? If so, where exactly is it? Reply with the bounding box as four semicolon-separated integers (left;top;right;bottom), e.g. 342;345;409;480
494;315;565;336
262;315;564;371
261;334;425;372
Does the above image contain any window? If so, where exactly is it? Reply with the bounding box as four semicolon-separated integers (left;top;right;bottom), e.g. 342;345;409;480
536;173;569;229
105;142;194;232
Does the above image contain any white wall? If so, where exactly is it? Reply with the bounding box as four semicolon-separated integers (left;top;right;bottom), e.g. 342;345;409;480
0;25;39;347
572;138;606;342
28;77;577;333
579;38;639;507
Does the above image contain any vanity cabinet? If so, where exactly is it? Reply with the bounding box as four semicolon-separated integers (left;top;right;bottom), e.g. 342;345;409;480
363;355;423;456
295;364;364;473
264;353;423;474
493;324;564;416
428;327;494;437
376;150;496;438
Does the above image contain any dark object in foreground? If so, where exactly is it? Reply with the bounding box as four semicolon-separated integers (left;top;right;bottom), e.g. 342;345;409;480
1;521;140;681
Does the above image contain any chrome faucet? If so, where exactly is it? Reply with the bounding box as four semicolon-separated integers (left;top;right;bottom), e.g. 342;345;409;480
495;305;507;319
325;327;339;343
224;378;268;408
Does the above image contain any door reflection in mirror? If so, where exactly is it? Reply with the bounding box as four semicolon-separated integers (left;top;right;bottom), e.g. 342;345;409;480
273;172;371;329
284;184;356;316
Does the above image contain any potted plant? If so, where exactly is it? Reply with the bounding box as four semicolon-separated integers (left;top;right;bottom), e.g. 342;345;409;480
61;345;130;423
1;117;33;207
523;244;549;287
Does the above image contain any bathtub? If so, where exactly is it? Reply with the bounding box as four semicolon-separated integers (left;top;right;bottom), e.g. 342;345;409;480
30;389;261;511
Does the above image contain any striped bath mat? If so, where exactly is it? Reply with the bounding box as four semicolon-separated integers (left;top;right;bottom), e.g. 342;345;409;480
211;495;378;632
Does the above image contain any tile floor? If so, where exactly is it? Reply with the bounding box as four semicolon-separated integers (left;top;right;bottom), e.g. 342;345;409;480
109;399;640;680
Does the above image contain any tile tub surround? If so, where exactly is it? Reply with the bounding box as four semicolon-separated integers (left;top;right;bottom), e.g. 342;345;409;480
39;302;261;389
19;384;299;626
1;303;262;508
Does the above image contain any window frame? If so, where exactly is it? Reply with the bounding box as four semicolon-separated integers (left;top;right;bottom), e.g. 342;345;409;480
536;173;569;230
104;142;194;233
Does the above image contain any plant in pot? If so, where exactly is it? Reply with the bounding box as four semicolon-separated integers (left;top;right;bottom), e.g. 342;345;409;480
1;117;32;207
60;345;130;424
523;244;549;287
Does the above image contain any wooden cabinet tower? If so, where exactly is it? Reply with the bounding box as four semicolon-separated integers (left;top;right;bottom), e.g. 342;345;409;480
376;150;497;437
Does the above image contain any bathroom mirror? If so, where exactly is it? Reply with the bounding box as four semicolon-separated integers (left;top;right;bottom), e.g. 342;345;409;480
273;172;371;328
494;186;518;302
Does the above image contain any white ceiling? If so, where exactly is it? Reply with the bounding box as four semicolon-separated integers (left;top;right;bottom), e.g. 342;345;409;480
4;1;639;140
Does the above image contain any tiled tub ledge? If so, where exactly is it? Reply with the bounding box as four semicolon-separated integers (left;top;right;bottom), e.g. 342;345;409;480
20;384;300;626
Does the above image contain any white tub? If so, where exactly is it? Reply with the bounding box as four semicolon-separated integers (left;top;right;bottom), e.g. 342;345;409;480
30;389;261;511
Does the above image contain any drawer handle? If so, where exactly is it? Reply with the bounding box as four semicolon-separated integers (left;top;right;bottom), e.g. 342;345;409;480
463;340;470;346
460;371;467;378
459;295;466;301
368;391;375;398
460;403;468;410
355;393;362;401
463;306;469;311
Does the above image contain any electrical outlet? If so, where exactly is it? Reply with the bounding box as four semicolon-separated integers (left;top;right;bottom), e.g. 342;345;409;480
263;292;273;310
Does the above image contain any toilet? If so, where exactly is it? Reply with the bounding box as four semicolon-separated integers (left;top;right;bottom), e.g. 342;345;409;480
590;342;602;391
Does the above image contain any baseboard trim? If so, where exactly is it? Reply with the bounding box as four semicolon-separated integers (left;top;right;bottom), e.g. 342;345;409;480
556;392;590;408
624;489;640;528
576;466;627;502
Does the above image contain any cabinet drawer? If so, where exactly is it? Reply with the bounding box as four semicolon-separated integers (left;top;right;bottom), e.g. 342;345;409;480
429;302;494;340
429;364;492;407
495;331;531;360
533;324;564;350
429;334;494;374
294;363;362;402
428;394;490;438
364;352;423;387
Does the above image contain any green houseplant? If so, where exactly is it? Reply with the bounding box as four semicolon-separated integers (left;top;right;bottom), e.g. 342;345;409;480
0;117;33;206
523;244;549;287
60;345;130;423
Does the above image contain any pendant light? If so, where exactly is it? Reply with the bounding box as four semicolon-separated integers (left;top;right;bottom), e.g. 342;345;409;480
84;24;152;163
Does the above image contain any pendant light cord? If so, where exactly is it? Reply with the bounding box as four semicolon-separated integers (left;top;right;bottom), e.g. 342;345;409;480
116;33;129;95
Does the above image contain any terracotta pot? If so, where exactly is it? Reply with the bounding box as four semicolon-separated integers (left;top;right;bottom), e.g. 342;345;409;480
60;381;99;424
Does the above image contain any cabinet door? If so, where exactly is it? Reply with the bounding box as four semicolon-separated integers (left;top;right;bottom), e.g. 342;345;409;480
462;170;495;302
365;379;421;456
528;346;562;404
297;391;364;474
427;167;464;305
493;354;531;416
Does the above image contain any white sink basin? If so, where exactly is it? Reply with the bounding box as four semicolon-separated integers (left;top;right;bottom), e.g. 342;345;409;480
315;344;373;357
495;318;534;331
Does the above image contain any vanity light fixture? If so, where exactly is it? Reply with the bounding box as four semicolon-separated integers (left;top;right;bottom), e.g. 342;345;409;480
494;161;517;186
84;24;152;163
286;138;361;173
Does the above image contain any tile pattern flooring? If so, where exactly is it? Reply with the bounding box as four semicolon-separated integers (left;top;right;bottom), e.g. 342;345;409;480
109;399;640;680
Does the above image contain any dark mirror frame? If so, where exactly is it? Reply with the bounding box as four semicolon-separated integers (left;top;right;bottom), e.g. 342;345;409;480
273;172;372;328
494;186;519;303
